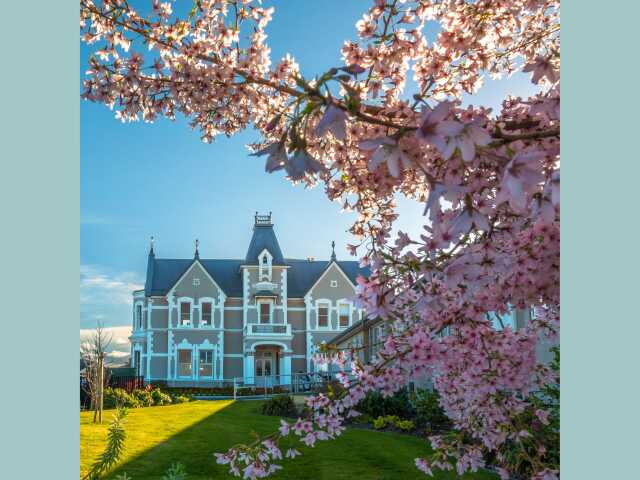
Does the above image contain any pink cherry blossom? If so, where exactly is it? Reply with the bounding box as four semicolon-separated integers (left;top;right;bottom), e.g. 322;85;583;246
80;0;560;477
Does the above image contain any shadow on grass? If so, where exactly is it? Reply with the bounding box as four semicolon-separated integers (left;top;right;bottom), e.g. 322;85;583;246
106;401;270;479
105;400;497;480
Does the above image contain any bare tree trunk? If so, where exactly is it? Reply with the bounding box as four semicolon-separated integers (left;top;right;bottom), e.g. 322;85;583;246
97;353;104;423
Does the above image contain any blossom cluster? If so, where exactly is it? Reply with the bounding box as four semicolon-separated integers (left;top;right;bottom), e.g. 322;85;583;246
80;0;560;478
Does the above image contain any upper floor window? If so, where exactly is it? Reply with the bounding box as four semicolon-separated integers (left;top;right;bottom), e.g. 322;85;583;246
330;280;338;288
201;302;212;326
259;302;272;324
135;304;143;329
338;303;350;328
258;250;272;281
318;304;329;328
180;302;191;326
192;277;200;287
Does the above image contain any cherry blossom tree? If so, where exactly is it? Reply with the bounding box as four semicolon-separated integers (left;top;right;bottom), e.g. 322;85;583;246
80;1;560;478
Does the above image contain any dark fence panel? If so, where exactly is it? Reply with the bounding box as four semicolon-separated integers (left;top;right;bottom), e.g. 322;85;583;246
108;375;145;392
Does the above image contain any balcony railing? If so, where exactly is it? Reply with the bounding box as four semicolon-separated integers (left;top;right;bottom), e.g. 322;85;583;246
245;323;292;336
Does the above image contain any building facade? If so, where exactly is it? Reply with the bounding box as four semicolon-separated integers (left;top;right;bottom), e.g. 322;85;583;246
129;213;369;386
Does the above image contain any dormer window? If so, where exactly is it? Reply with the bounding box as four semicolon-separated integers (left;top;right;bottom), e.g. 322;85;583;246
258;250;273;281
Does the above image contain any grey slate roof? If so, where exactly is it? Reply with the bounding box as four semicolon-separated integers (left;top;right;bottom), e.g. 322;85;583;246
144;256;369;298
245;224;286;265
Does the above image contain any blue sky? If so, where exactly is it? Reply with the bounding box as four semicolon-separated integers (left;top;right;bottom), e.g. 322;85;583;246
80;0;539;334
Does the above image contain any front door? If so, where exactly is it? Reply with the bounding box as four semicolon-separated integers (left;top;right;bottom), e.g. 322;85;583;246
255;350;276;386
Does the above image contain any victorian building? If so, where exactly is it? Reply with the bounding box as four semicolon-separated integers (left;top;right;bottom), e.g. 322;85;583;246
129;213;369;386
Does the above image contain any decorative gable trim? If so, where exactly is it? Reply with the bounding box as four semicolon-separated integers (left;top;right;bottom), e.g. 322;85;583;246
304;261;356;296
166;260;227;298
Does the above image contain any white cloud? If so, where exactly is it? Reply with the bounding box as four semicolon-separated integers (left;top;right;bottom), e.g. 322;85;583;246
81;265;143;307
80;265;144;328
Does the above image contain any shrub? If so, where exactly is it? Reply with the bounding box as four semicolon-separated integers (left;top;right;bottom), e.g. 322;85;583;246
395;419;415;431
132;389;154;407
163;462;188;480
372;415;415;432
84;408;128;480
104;388;140;409
151;388;172;406
171;394;191;404
260;395;297;417
357;388;414;419
411;388;452;433
373;416;387;429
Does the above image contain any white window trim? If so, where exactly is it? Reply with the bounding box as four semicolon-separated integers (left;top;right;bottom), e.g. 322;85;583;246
330;280;338;288
257;299;273;324
177;297;194;328
315;300;332;330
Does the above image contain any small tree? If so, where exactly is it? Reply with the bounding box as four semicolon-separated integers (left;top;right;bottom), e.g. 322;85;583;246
81;322;112;423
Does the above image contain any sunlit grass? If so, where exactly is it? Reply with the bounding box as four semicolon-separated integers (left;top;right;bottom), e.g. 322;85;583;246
80;400;497;480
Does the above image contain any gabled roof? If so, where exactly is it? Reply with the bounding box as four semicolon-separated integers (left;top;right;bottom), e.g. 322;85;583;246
245;224;285;265
143;257;369;298
145;258;244;297
286;259;368;298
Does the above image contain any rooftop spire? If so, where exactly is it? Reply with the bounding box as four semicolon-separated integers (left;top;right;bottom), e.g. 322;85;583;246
149;236;155;256
331;240;336;261
194;238;200;259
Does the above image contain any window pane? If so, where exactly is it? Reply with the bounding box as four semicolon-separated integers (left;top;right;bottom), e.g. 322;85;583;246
318;306;328;327
178;350;192;377
202;303;212;324
260;303;270;323
339;304;349;327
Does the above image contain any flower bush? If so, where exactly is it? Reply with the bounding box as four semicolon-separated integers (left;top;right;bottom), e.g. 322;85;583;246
80;0;560;477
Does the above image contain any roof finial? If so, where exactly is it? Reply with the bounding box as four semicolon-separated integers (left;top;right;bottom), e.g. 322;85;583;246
149;236;155;256
194;238;200;259
331;240;336;261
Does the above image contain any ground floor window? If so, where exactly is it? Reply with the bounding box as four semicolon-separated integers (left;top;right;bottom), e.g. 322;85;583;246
178;349;192;377
199;350;213;378
134;350;141;376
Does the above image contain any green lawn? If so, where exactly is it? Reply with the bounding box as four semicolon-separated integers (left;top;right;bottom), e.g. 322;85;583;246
81;400;496;480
